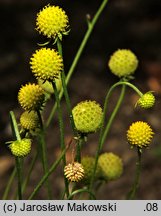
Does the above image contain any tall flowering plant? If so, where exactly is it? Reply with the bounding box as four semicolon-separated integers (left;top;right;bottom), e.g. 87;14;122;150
2;0;156;200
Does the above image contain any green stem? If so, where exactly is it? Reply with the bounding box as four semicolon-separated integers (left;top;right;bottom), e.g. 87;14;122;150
75;134;86;163
21;151;39;196
89;84;126;195
117;81;143;97
68;188;96;200
36;110;52;199
46;0;109;128
9;111;22;200
57;39;77;137
2;167;16;200
127;147;142;199
15;157;22;200
9;111;21;141
52;82;69;198
28;147;68;200
101;85;126;145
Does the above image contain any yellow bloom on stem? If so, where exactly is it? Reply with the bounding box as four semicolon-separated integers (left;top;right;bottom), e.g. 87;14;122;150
18;83;44;111
36;5;69;40
20;111;39;130
137;92;155;109
108;49;138;77
127;121;154;148
30;48;63;82
98;152;123;181
10;139;32;157
64;162;84;182
72;100;103;134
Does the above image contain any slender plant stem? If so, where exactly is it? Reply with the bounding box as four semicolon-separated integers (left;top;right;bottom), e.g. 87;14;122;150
9;111;22;200
9;111;21;141
89;84;126;195
101;85;126;145
56;39;77;137
2;167;16;200
21;151;39;196
75;135;86;163
127;147;142;199
15;157;22;200
28;147;68;200
36;110;52;199
68;188;96;200
57;39;82;163
52;82;69;198
46;0;109;128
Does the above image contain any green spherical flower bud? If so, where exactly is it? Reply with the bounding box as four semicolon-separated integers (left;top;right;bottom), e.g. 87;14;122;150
108;49;138;77
36;5;69;39
98;152;123;181
38;76;62;94
20;111;39;130
137;92;155;109
127;121;154;148
81;156;101;184
18;83;45;111
30;48;63;82
10;139;32;157
64;162;84;182
72;100;103;134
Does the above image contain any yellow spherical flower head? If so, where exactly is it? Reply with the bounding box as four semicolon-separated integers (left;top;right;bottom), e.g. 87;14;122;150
36;5;69;40
98;152;123;181
72;100;103;134
20;111;39;130
81;156;101;184
108;49;138;77
64;162;84;182
18;83;45;111
30;48;63;82
127;121;154;148
10;139;31;157
137;92;155;109
38;75;62;94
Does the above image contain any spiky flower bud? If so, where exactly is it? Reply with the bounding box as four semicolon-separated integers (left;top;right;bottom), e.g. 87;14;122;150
36;5;69;39
72;100;103;134
127;121;154;148
38;76;62;94
10;139;31;157
64;162;84;182
108;49;138;77
30;48;63;82
137;92;155;109
98;152;123;181
20;111;39;130
18;83;44;111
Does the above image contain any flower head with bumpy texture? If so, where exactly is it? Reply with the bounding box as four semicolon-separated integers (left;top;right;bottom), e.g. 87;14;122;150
10;139;31;157
30;48;63;82
137;92;155;109
127;121;154;148
18;83;44;111
108;49;138;77
64;162;84;182
72;100;103;134
20;111;39;130
36;5;69;40
81;156;101;184
98;152;123;181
